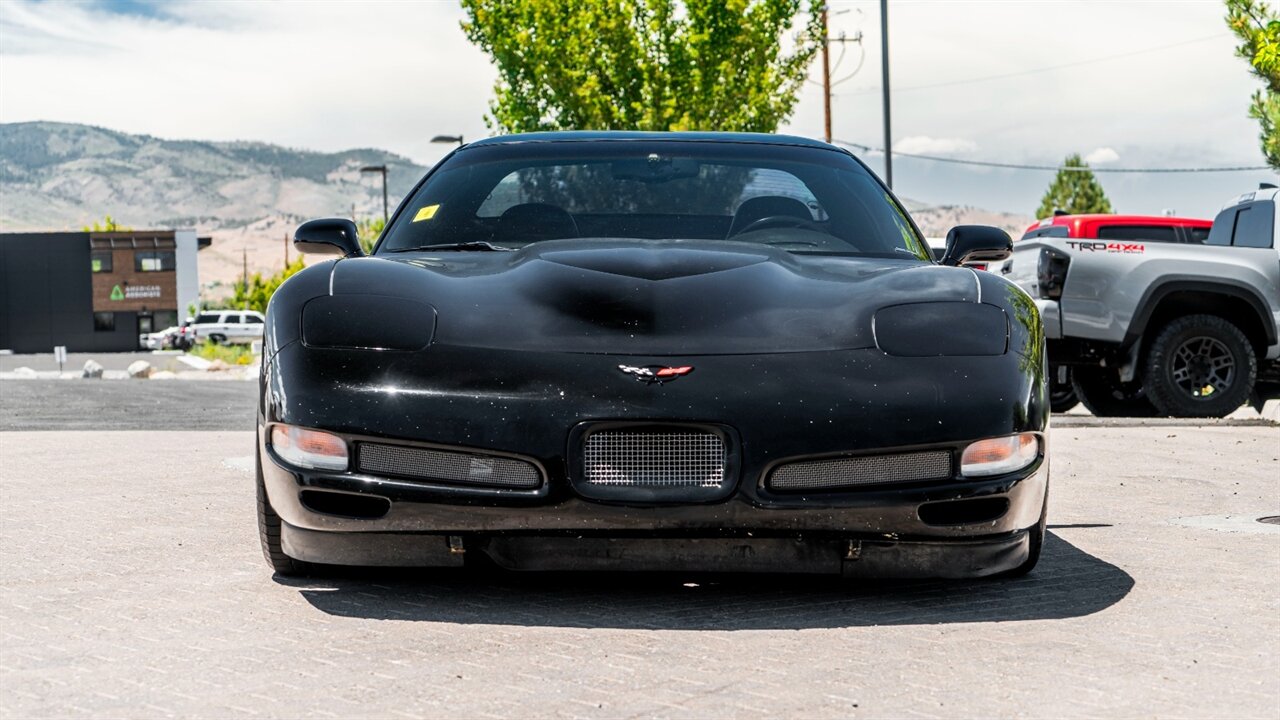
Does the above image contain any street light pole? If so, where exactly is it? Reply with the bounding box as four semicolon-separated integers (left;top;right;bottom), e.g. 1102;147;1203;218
359;165;389;224
821;6;832;144
880;0;893;189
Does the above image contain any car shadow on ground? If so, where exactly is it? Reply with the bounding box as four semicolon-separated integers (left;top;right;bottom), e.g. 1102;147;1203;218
284;532;1133;630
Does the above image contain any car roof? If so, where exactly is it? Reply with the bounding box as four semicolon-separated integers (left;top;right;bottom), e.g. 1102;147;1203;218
465;131;840;151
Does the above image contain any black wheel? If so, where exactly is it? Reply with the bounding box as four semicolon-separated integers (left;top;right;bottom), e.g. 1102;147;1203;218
1143;314;1256;418
1002;491;1047;578
1048;367;1079;413
256;446;316;576
1072;365;1157;417
209;333;226;345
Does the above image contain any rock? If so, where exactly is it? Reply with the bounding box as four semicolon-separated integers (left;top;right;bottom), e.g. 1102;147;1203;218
12;366;37;378
82;359;105;379
151;370;177;380
206;359;231;372
126;360;153;378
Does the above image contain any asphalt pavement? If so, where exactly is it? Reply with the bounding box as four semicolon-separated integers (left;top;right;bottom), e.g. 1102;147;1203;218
0;379;257;431
1;378;1277;718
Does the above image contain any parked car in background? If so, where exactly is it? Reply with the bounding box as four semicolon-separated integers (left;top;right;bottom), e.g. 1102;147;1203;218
188;310;266;345
1008;190;1279;417
1022;213;1213;244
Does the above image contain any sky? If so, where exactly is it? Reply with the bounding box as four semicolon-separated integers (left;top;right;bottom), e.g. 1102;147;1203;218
1;0;1275;219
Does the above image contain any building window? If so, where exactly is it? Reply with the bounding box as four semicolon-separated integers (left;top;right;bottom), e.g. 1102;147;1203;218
135;250;175;272
153;310;179;329
91;251;113;273
93;312;116;332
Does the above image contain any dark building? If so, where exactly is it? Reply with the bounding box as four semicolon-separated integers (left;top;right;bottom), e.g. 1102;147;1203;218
0;231;208;353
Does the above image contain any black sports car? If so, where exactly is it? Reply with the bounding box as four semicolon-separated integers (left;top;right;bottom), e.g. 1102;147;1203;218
257;132;1049;579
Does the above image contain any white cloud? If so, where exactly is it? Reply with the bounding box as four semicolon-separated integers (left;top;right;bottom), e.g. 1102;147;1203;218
892;136;977;156
1085;147;1121;165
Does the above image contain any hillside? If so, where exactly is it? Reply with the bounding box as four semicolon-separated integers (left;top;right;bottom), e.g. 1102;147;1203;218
0;122;1032;293
0;121;428;292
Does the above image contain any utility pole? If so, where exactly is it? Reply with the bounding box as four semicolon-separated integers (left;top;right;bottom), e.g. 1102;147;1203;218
242;247;249;311
360;165;389;224
880;0;893;189
284;232;289;268
821;6;832;144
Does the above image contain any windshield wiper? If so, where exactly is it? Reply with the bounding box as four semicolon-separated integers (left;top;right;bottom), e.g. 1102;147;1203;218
388;241;515;252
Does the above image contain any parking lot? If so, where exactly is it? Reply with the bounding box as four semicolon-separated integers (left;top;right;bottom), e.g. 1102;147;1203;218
1;382;1277;718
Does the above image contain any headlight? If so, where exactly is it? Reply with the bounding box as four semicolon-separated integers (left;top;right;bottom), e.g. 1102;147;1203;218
960;433;1039;477
873;302;1008;356
302;295;435;350
271;425;349;471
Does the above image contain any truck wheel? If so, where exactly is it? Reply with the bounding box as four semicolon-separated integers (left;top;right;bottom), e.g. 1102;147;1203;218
256;447;317;577
1049;367;1079;413
1143;314;1256;418
1072;366;1156;417
209;333;226;345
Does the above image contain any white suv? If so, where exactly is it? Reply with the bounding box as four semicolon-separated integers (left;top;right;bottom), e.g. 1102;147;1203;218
189;310;266;345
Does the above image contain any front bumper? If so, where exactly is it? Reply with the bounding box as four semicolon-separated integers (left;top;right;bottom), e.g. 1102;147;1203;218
259;342;1049;576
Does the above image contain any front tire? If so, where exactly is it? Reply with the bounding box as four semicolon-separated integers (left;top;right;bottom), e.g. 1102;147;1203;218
1072;366;1156;417
1143;314;1256;418
256;446;316;576
1002;493;1047;578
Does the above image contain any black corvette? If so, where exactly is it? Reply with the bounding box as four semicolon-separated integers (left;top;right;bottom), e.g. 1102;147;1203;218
257;132;1049;579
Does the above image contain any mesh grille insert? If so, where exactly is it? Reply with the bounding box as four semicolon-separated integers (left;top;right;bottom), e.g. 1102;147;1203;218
768;450;953;491
583;431;726;488
357;443;541;489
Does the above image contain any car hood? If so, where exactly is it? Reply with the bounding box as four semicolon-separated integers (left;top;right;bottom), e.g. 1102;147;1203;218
333;239;979;355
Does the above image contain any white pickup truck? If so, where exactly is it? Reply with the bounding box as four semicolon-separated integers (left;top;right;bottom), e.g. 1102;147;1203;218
1008;186;1280;417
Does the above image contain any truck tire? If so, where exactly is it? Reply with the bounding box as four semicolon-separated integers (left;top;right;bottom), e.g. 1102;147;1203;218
208;333;226;345
1143;314;1256;418
256;447;317;577
1072;366;1157;417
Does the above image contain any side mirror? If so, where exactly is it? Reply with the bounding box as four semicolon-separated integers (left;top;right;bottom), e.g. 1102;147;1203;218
940;225;1012;267
294;218;364;257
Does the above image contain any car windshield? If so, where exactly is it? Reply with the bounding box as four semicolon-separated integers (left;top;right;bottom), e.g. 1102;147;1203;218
377;141;928;259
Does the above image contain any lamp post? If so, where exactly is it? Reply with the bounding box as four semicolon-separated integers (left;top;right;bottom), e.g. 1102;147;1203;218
880;0;893;189
360;165;389;224
431;134;464;146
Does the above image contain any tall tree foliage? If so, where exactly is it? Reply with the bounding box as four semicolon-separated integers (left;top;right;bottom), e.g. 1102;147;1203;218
82;215;130;232
230;258;306;314
1036;155;1114;219
460;0;823;133
1226;0;1280;169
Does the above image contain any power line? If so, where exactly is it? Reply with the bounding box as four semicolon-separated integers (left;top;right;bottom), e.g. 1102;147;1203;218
833;140;1272;174
839;33;1230;97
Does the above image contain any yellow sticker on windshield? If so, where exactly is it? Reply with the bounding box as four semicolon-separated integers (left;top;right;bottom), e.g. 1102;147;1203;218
412;204;440;222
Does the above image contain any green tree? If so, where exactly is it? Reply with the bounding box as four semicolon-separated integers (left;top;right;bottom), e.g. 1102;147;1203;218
1226;0;1280;168
460;0;823;133
357;216;385;254
231;257;307;314
82;215;130;232
1035;155;1114;219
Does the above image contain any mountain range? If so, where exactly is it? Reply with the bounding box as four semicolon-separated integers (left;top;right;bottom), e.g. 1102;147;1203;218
0;121;1032;291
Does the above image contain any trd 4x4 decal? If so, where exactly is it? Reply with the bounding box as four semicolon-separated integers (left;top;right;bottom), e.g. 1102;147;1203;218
1065;241;1145;254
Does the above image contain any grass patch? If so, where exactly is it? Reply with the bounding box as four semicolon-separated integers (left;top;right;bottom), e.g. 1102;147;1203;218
188;341;256;365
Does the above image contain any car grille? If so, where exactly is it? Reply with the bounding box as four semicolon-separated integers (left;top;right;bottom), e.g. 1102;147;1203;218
767;450;953;491
582;430;726;488
356;443;541;489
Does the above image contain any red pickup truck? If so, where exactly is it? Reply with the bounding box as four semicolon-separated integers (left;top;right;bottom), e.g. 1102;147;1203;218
1022;214;1213;245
